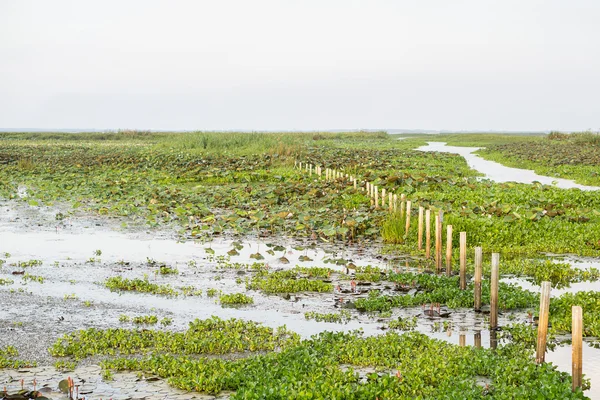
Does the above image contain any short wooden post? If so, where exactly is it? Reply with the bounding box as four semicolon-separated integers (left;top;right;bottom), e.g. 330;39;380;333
418;206;424;250
381;188;386;207
400;195;406;220
435;211;443;272
572;305;583;392
388;192;393;212
375;186;379;209
353;178;357;190
459;232;467;290
536;281;552;364
490;253;500;330
445;225;453;276
490;329;498;350
393;194;398;213
425;209;431;258
405;201;412;237
459;334;466;347
474;246;482;311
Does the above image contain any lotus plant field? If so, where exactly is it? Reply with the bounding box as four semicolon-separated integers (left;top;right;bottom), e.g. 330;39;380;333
0;130;599;399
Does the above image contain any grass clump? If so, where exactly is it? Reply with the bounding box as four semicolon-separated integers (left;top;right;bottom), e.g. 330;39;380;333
381;212;405;244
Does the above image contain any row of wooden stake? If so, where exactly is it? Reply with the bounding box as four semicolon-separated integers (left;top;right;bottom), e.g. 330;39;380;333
295;161;584;391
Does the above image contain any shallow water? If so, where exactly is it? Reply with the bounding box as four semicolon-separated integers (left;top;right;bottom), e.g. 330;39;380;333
1;200;599;398
417;142;600;191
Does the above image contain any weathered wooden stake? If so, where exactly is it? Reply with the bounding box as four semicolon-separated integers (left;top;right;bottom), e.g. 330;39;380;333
490;253;500;330
382;188;386;207
418;206;424;250
435;214;441;271
400;195;406;220
393;194;398;213
436;211;443;272
474;331;481;348
353;178;357;190
536;281;552;364
375;186;379;209
405;201;412;237
474;246;482;311
309;164;312;175
425;209;431;258
446;225;453;276
572;305;583;392
459;232;467;290
388;192;393;212
459;334;466;347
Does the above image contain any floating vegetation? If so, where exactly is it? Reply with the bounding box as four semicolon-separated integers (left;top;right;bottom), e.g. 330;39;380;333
132;315;159;325
0;346;36;369
49;317;300;360
305;310;351;324
247;269;332;294
104;276;178;296
93;329;587;398
355;272;538;312
22;273;45;284
0;278;14;286
388;316;418;331
219;293;254;306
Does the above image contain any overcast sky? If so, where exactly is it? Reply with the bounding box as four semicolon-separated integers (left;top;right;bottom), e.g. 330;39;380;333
1;0;599;131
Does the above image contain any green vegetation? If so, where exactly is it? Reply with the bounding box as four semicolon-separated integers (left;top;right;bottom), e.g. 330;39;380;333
132;315;159;325
247;269;332;294
305;310;351;323
22;273;45;284
356;272;538;312
105;276;178;296
388;316;418;331
89;329;585;398
219;293;254;306
0;346;36;369
49;317;300;360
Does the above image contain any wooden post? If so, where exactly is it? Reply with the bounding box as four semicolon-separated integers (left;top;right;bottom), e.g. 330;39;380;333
536;281;552;364
490;330;498;350
474;331;481;348
459;232;467;290
375;186;379;209
382;188;386;207
459;334;466;347
435;214;440;271
425;209;431;258
400;196;406;220
445;225;453;276
490;253;500;330
388;192;393;212
418;206;424;250
405;201;412;237
435;211;443;272
393;194;398;213
572;305;583;392
474;246;482;311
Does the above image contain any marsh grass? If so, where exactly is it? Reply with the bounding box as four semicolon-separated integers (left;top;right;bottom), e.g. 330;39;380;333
381;212;405;244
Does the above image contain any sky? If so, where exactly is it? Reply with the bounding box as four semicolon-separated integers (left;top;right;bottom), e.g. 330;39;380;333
1;0;599;131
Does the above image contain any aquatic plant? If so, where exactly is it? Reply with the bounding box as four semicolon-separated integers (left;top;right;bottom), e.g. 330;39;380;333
219;293;254;306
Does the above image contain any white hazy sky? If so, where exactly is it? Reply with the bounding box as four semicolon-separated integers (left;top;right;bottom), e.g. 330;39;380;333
1;0;599;131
